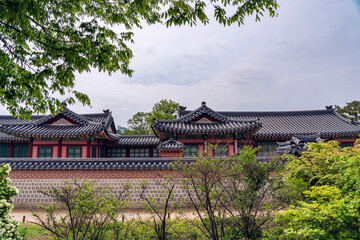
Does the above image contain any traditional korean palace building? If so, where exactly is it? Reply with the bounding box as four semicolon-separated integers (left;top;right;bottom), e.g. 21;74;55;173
0;101;359;161
1;101;360;207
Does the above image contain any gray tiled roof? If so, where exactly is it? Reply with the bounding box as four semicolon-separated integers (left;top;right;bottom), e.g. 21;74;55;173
0;106;117;139
0;115;42;124
153;120;261;135
117;135;161;146
153;102;261;135
32;105;91;126
0;158;193;170
179;101;229;123
179;108;360;138
275;134;324;155
0;132;27;142
157;138;186;150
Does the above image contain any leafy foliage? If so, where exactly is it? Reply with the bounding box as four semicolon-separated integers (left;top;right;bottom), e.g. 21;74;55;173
146;99;180;124
176;146;297;240
335;101;360;121
123;112;152;135
139;176;181;240
268;141;360;239
283;141;357;189
0;164;23;239
0;0;278;118
124;99;179;135
33;180;130;240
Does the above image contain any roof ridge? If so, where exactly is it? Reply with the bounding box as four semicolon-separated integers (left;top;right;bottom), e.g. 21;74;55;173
32;106;91;126
180;109;334;116
332;109;355;124
118;135;158;137
178;102;229;123
155;119;259;124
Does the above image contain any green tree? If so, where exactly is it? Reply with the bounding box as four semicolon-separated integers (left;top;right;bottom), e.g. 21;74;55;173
267;141;360;239
284;141;356;189
335;101;360;121
0;164;23;239
124;99;179;135
176;146;298;240
33;180;130;240
139;176;181;240
0;0;278;118
123;112;152;135
146;99;179;126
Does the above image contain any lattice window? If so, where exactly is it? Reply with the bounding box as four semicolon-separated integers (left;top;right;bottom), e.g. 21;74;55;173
153;148;160;157
129;148;149;157
340;143;353;148
214;145;228;157
106;148;126;157
38;146;52;158
14;144;29;158
257;142;277;156
92;146;97;158
0;144;10;158
67;146;81;158
183;145;198;157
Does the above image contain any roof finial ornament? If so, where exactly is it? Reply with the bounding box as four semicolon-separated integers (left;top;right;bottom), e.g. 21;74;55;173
62;102;67;107
325;105;333;110
103;109;110;114
202;101;206;106
179;105;187;111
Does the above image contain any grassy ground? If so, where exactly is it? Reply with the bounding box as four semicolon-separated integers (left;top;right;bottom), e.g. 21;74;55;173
18;218;204;240
18;223;50;240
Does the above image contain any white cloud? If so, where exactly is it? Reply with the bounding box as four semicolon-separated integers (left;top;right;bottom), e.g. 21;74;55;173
3;0;359;128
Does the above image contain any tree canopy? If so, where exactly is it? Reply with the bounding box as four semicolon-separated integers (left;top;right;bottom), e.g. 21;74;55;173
124;99;179;135
123;111;152;135
0;0;278;118
267;141;360;239
335;101;360;121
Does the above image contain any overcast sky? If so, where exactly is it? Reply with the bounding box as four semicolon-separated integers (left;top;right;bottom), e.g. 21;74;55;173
9;0;360;127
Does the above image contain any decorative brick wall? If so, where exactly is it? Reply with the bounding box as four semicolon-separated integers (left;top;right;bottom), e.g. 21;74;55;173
9;169;182;179
10;170;187;208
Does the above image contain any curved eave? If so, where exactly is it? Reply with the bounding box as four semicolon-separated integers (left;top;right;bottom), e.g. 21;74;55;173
153;123;262;135
1;129;104;139
253;130;360;140
0;158;194;170
101;130;120;141
0;137;29;142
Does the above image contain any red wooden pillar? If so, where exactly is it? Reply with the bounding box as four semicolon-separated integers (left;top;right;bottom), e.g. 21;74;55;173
9;142;14;158
28;139;33;158
58;139;62;158
97;140;100;158
87;140;91;158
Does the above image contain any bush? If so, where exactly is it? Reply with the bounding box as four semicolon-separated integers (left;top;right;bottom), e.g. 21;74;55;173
0;164;23;240
267;141;360;239
175;146;298;240
33;179;130;240
139;176;181;240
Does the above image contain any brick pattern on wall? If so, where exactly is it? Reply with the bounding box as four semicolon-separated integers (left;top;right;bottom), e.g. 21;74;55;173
9;169;182;179
12;178;189;208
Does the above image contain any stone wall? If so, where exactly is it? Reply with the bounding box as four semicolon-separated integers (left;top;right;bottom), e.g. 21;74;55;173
11;178;188;208
9;169;182;179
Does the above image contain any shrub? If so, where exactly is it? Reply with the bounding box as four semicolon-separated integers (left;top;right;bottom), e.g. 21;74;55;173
175;146;298;240
0;164;23;239
33;179;130;240
267;141;360;239
139;176;181;240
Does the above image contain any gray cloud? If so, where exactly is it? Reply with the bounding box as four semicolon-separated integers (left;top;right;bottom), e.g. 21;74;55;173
2;0;359;129
71;0;360;126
